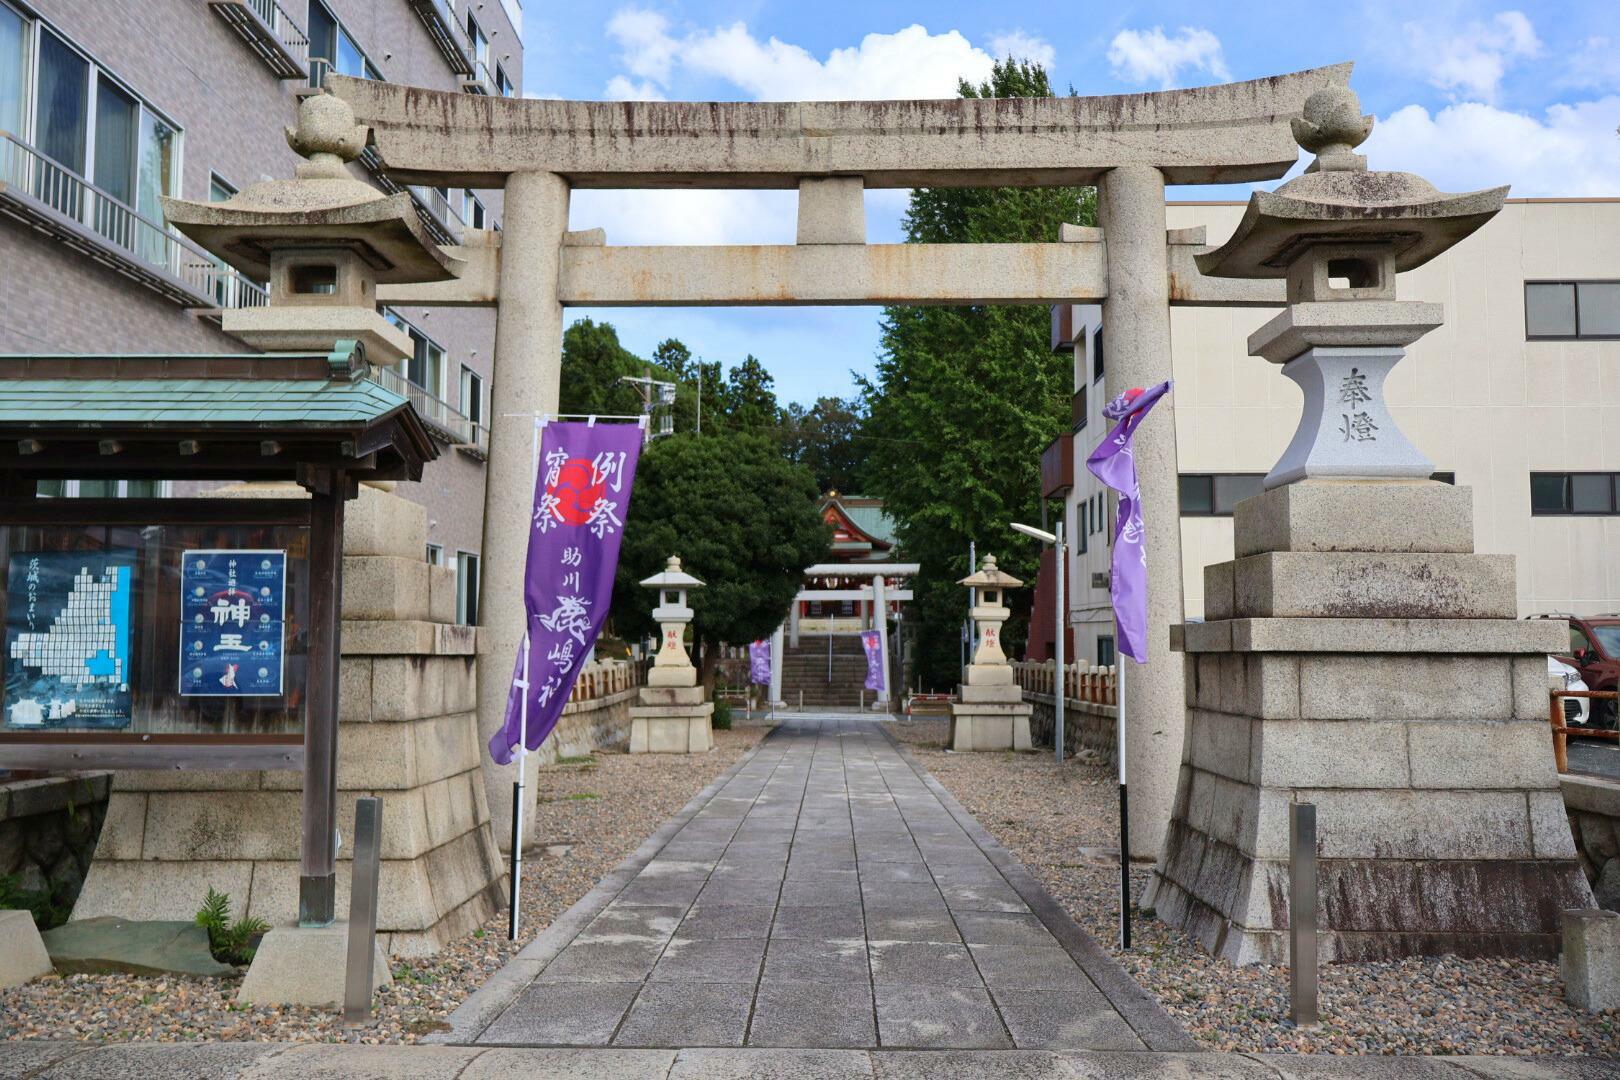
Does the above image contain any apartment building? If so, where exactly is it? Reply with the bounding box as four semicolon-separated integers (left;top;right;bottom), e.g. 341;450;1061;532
0;0;524;622
1040;198;1620;665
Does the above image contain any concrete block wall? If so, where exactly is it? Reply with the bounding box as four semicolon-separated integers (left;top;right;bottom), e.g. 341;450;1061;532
72;486;504;956
1564;774;1620;912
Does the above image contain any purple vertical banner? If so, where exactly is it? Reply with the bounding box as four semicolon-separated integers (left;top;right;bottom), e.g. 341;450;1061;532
860;630;885;692
488;422;643;765
1084;380;1172;664
748;639;771;685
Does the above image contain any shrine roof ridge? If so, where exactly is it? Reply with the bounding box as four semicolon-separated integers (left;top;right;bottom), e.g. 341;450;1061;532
329;63;1352;189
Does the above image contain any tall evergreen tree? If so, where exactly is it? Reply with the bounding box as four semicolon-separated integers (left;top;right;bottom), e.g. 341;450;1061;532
859;58;1097;690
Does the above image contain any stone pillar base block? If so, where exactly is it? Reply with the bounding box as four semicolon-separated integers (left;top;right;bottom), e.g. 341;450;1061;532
629;706;713;754
648;666;699;688
0;910;52;988
948;704;1032;752
1562;908;1620;1012
237;923;391;1007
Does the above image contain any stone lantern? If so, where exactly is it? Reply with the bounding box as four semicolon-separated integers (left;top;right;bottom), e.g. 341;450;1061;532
162;93;461;365
948;555;1032;752
629;556;715;753
1149;85;1590;965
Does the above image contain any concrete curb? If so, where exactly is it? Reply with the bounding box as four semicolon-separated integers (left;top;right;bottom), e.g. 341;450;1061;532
878;727;1199;1053
2;1040;1614;1078
428;728;779;1045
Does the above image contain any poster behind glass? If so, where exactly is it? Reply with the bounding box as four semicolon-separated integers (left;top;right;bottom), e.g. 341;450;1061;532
4;550;137;730
179;550;287;697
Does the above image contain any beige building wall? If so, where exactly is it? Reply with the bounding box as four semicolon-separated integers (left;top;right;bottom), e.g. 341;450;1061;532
1066;198;1620;661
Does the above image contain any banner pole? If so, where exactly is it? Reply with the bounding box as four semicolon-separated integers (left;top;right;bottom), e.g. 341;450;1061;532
509;632;528;941
1117;649;1130;950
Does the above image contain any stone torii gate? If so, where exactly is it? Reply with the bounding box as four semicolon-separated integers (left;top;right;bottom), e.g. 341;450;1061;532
336;65;1349;855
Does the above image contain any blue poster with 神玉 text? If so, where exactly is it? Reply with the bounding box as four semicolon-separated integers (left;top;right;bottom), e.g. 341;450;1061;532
5;550;137;730
180;550;286;697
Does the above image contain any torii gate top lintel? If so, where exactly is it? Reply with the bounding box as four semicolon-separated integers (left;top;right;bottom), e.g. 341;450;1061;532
328;64;1351;190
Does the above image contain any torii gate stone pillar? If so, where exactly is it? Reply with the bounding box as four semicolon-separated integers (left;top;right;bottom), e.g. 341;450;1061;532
479;171;569;845
1099;165;1184;859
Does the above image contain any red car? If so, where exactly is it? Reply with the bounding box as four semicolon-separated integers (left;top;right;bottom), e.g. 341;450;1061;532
1535;614;1620;729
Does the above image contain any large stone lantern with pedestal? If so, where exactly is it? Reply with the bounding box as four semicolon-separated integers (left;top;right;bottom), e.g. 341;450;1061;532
162;93;462;366
1147;85;1591;965
948;555;1033;752
629;556;715;753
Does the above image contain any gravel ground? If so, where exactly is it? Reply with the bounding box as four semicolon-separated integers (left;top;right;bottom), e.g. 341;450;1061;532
0;724;769;1045
889;717;1619;1056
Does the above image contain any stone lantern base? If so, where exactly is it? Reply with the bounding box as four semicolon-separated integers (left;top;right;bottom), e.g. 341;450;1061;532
948;667;1033;752
628;684;714;754
1147;481;1592;964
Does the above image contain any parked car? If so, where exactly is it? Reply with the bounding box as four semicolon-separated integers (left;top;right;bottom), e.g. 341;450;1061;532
1549;656;1592;728
1529;613;1620;729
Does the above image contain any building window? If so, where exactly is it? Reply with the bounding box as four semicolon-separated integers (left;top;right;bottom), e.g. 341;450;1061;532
1077;502;1088;555
1525;281;1620;340
456;551;480;625
495;63;512;97
1179;474;1265;517
383;311;445;398
1531;472;1620;516
426;543;444;566
460;365;483;427
11;17;183;234
1071;385;1087;433
1097;635;1116;667
209;173;236;202
1092;328;1105;383
308;0;382;88
466;193;487;230
466;12;488;67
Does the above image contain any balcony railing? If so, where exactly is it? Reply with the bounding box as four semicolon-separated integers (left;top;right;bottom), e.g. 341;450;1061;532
1040;432;1074;498
0;131;267;312
409;185;465;247
208;0;310;79
405;0;475;75
369;366;488;452
460;60;495;95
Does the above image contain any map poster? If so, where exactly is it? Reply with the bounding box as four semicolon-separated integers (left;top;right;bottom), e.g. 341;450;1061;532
4;550;137;730
179;550;287;698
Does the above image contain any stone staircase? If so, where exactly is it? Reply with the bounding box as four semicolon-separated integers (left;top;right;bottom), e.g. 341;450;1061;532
780;633;870;709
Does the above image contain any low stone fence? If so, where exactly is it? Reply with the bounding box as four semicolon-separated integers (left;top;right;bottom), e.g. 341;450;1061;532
0;773;109;922
1012;661;1118;763
531;659;644;766
1563;772;1620;911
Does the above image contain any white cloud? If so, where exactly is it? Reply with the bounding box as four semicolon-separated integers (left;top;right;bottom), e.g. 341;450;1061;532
1558;36;1620;94
986;30;1056;70
1106;26;1229;90
603;75;665;101
606;8;681;84
1399;10;1541;103
1365;96;1620;197
604;13;996;101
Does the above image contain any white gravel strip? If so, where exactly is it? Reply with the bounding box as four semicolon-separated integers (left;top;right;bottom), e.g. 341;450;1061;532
889;718;1618;1056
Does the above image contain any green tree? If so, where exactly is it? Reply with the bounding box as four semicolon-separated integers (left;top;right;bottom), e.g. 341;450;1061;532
782;395;868;494
558;318;650;417
859;58;1096;689
721;354;781;434
614;433;830;682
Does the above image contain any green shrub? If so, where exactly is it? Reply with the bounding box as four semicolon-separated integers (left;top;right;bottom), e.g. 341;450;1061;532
712;698;733;730
0;871;74;931
195;886;269;966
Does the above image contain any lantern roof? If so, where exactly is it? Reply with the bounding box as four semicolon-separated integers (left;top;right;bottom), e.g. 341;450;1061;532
1195;85;1506;280
641;555;705;590
958;554;1023;590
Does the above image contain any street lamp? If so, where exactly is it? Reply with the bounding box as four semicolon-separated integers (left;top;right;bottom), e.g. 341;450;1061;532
1010;520;1066;763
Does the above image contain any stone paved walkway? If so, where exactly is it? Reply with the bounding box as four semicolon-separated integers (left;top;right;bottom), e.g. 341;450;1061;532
446;714;1189;1051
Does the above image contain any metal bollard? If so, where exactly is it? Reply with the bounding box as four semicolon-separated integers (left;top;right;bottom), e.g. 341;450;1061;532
342;796;384;1027
1289;801;1318;1028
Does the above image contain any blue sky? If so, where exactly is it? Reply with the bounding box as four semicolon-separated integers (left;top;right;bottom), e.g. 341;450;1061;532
520;2;1619;405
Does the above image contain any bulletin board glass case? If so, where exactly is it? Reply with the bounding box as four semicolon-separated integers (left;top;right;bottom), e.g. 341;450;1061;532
0;502;311;761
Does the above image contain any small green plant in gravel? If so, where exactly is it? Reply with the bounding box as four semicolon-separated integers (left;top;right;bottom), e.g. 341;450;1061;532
565;792;601;801
557;754;597;767
712;699;733;730
195;886;269;966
